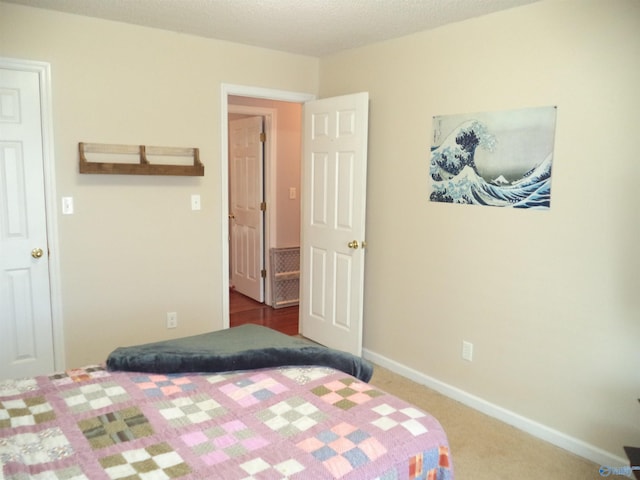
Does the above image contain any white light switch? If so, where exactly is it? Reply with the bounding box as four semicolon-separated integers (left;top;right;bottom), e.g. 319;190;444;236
191;194;201;211
289;187;296;200
62;197;74;215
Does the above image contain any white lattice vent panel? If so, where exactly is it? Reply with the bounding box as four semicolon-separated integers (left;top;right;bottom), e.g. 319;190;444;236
270;247;300;309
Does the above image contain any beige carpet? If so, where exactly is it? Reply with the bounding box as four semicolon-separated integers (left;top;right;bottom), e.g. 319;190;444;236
369;364;604;479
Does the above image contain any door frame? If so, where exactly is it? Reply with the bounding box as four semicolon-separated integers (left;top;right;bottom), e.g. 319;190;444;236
0;57;64;370
220;84;315;328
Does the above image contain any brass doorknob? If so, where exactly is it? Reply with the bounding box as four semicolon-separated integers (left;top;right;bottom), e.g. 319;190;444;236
348;240;359;249
31;248;44;259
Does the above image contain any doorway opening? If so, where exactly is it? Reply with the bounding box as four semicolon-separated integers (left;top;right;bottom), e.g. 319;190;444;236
220;84;315;331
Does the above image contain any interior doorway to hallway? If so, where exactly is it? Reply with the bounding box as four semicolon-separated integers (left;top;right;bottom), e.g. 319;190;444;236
225;90;308;331
224;88;369;356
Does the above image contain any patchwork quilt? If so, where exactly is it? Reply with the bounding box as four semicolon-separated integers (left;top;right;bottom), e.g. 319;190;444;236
0;365;453;479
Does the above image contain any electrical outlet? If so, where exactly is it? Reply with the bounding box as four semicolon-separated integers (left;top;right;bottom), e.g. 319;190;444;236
462;341;473;361
166;312;178;329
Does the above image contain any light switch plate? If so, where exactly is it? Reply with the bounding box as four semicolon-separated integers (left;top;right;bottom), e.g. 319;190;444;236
191;194;201;211
62;197;74;215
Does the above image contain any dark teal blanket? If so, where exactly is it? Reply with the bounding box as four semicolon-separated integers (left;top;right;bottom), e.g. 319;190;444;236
106;324;373;382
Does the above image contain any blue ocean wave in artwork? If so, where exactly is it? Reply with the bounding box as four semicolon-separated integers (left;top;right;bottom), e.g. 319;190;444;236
430;120;552;209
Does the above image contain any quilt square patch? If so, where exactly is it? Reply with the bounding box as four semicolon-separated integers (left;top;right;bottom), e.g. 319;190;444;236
278;366;334;385
0;378;39;398
131;374;196;398
409;446;450;479
297;422;386;477
311;378;383;410
0;395;55;428
60;381;129;414
155;393;227;428
256;396;326;437
219;372;287;407
4;465;87;480
0;427;73;466
371;404;428;436
49;365;109;386
239;456;305;478
99;442;190;479
204;372;239;385
78;406;152;449
180;419;268;466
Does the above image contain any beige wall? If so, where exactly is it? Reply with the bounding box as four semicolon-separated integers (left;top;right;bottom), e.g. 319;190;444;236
319;0;640;460
0;3;318;366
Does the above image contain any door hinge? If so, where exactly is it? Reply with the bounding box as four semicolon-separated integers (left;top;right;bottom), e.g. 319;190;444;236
261;269;267;278
260;202;266;211
260;132;266;143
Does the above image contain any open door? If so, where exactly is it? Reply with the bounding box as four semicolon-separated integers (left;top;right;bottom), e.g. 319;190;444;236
300;92;369;356
229;116;264;302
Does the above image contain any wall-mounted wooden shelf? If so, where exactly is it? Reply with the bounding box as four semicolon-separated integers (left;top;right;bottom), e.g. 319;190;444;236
79;142;204;176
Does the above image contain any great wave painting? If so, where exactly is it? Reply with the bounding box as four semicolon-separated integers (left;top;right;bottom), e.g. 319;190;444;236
429;106;557;209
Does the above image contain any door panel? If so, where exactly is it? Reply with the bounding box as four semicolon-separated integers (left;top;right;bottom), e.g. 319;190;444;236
0;67;55;379
229;116;264;302
300;92;369;356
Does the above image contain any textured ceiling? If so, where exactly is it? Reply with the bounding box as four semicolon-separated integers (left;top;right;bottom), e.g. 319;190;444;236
5;0;538;57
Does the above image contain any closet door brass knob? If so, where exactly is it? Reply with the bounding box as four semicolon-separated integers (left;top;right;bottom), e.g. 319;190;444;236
348;240;359;249
31;248;44;259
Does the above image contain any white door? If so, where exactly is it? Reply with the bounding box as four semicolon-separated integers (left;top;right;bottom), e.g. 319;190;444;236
229;116;264;302
0;66;55;379
300;92;369;356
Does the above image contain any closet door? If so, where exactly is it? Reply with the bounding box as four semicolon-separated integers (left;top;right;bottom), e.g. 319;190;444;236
0;65;55;379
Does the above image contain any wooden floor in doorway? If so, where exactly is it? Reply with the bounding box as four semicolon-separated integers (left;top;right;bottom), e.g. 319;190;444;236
229;289;299;336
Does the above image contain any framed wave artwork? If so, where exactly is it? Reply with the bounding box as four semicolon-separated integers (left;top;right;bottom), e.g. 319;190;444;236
429;106;557;209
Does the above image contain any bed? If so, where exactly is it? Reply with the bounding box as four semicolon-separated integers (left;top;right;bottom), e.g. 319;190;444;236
1;327;453;479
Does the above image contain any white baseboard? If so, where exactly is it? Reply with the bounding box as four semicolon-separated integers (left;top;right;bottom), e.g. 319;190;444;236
363;348;627;468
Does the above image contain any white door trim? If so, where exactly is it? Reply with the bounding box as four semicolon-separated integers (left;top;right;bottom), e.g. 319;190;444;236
220;84;315;328
0;57;64;371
